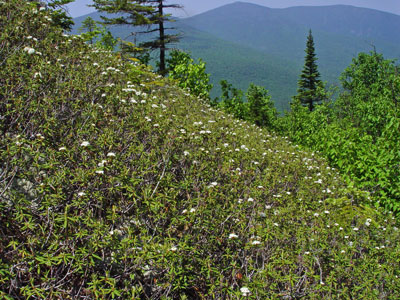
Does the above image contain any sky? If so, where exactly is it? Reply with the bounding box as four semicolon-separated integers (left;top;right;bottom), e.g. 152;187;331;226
66;0;400;18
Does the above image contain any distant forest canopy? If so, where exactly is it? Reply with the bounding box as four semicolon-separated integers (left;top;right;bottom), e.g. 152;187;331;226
72;2;400;111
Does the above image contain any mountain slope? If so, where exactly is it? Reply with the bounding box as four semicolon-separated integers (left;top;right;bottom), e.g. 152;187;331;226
180;2;400;103
183;2;400;56
2;1;400;298
73;3;400;110
176;22;299;110
72;12;300;110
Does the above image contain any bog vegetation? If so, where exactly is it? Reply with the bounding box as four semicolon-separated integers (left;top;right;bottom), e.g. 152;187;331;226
1;1;400;299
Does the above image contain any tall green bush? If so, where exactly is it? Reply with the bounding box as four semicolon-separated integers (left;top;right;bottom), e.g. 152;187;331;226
166;49;213;100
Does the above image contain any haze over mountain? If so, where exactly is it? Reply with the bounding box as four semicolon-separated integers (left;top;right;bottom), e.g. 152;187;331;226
67;0;400;18
73;2;400;110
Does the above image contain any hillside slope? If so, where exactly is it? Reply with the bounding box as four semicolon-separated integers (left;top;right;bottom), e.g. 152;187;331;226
1;1;400;299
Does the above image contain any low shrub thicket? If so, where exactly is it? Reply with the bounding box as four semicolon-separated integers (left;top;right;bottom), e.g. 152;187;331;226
1;1;399;299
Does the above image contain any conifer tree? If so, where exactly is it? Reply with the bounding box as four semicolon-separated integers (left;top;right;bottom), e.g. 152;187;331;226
141;0;182;75
92;0;181;75
295;29;322;111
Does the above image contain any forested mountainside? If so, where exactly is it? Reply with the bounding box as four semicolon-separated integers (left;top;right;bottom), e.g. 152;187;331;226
1;1;399;299
73;2;400;110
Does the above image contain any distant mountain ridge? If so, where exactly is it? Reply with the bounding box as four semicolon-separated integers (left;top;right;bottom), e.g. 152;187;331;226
72;2;400;110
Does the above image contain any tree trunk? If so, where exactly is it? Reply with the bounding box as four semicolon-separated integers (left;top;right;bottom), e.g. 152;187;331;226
158;0;166;74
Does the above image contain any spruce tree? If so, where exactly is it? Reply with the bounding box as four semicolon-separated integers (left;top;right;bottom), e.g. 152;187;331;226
295;29;322;111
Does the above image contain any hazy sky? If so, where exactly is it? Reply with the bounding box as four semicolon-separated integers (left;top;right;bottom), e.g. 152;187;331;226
66;0;400;18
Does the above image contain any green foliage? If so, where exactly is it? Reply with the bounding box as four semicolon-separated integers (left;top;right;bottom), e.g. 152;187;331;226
167;50;212;100
218;79;248;119
336;52;399;138
246;84;277;128
78;17;118;51
79;16;100;44
281;51;400;213
1;1;400;298
218;81;277;130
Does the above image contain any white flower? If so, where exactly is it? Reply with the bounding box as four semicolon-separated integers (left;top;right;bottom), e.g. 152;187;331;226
228;233;238;239
240;287;250;296
273;222;279;227
77;192;86;197
98;160;107;167
353;227;359;231
314;213;319;217
247;197;254;202
95;170;104;174
170;246;177;252
107;152;116;157
324;210;330;214
190;208;196;213
80;141;90;147
184;151;190;156
24;47;36;55
58;146;66;151
251;240;261;245
304;251;310;255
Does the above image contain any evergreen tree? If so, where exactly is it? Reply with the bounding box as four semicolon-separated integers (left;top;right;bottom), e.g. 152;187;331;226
295;30;323;111
79;17;100;44
92;0;181;74
246;84;277;128
141;0;182;75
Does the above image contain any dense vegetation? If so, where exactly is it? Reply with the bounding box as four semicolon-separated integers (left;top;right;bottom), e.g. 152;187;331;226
280;51;400;213
1;1;400;299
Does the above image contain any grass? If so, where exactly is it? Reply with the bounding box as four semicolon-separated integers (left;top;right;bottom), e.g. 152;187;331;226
1;1;399;299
